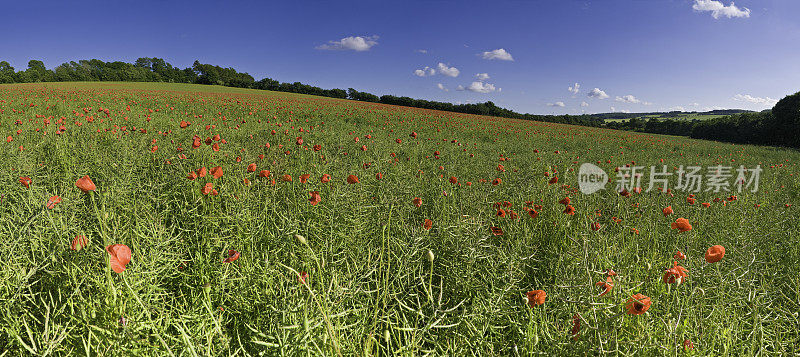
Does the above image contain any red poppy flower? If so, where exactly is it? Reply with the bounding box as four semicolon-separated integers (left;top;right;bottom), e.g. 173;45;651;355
528;209;539;219
299;174;310;183
571;314;581;340
321;174;331;183
298;271;309;284
525;290;546;307
490;226;504;236
412;197;422;207
71;235;88;251
197;167;208;178
19;176;31;188
46;195;61;209
548;176;559;185
187;171;198;180
591;222;601;231
295;137;304;146
210;166;223;179
492;178;501;186
313;144;321;151
683;339;694;351
619;189;631;197
674;251;686;260
625;293;651;315
247;163;257;172
449;176;457;184
106;244;132;273
686;197;696;205
223;249;240;263
423;219;433;230
243;178;251;186
201;183;218;195
347;175;359;184
662;206;673;216
559;197;571;205
563;205;576;215
663;261;689;284
75;175;96;192
308;191;321;205
375;172;384;180
595;276;614;297
705;245;725;263
671;218;692;232
496;209;507;218
282;174;293;182
259;170;271;178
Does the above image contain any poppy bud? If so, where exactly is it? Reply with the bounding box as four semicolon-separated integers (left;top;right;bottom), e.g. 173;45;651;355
426;249;434;263
295;234;307;245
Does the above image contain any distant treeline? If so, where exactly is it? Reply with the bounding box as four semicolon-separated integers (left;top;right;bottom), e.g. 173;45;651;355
1;58;798;148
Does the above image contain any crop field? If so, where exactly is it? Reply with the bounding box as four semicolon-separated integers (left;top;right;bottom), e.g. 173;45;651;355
603;114;726;123
0;82;798;355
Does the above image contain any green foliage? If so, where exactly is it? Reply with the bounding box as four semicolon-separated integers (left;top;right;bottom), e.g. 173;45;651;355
772;91;800;147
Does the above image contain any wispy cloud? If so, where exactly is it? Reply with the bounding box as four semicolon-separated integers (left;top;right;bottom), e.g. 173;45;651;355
316;35;379;51
733;94;777;106
692;0;750;19
568;83;580;95
481;48;514;61
414;66;436;77
465;81;497;93
436;63;460;77
587;88;609;99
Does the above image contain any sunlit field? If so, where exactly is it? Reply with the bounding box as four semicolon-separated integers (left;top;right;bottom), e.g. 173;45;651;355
1;82;798;355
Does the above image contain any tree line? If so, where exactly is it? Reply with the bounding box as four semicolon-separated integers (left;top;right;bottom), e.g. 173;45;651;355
1;58;797;148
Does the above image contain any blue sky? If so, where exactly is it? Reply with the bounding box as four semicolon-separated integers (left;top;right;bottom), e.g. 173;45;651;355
2;0;798;114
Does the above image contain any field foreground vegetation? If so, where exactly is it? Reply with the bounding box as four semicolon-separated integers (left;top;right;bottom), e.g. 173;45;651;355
0;82;798;355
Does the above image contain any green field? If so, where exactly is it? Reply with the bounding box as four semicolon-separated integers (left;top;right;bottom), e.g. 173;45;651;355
603;114;726;123
1;82;798;355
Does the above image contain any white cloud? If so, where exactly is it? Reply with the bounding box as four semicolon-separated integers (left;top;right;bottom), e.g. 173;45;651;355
568;83;580;94
437;83;448;92
733;94;777;106
615;94;642;104
668;106;686;112
415;49;428;54
692;0;750;19
437;63;460;77
702;106;725;111
475;73;490;81
587;88;609;99
456;85;465;91
547;101;566;107
316;35;379;51
481;48;514;61
414;66;436;77
464;81;497;93
581;101;589;107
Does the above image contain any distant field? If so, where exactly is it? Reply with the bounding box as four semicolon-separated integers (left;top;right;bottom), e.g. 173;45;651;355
1;82;798;355
604;114;726;123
